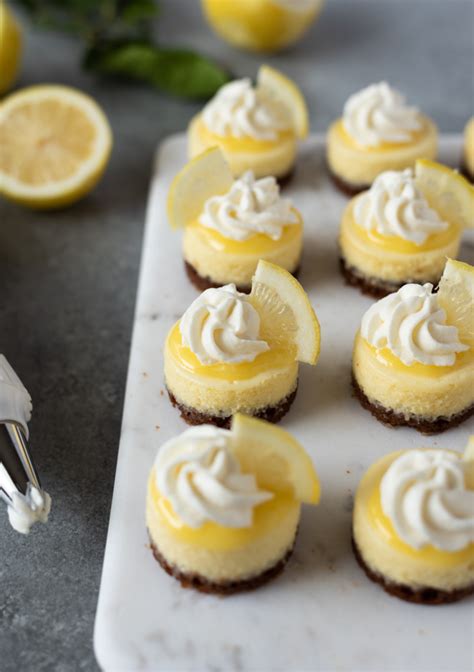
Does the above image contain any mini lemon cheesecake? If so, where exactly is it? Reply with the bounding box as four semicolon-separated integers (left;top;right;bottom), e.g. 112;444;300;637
327;82;438;195
168;148;303;291
188;65;308;180
462;117;474;182
352;260;474;433
146;414;321;593
339;167;461;297
353;443;474;604
165;260;320;427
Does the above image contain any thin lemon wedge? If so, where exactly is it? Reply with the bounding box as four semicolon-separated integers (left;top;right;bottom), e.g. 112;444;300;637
0;85;112;209
250;260;321;365
167;147;233;229
0;2;22;94
415;159;474;230
437;259;474;348
202;0;324;53
230;413;320;503
258;64;309;139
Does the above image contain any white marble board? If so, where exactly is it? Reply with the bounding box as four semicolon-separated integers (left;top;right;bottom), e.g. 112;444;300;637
94;135;474;672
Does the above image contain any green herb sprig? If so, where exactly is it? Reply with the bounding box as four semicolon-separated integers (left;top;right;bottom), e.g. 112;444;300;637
13;0;231;99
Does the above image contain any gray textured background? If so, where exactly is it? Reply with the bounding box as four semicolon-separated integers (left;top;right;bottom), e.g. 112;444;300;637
1;1;473;670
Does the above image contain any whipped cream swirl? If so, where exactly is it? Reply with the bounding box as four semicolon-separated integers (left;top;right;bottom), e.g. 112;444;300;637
354;169;448;245
202;78;291;141
361;283;468;366
7;485;51;535
155;425;273;528
200;171;298;241
343;82;422;147
180;284;269;365
381;449;474;551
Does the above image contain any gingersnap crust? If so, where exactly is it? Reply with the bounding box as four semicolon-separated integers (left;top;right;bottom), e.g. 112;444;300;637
352;537;474;605
167;384;298;429
149;537;294;595
327;166;371;197
184;260;301;294
339;257;407;299
352;375;474;435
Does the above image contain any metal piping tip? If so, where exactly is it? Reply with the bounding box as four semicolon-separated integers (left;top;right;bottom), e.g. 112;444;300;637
0;356;51;534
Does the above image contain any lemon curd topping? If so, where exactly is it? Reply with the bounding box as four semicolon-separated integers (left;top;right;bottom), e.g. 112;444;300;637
346;202;460;254
149;472;298;552
363;338;473;378
335;119;427;153
167;322;294;381
367;474;474;567
189;211;302;255
196;117;294;152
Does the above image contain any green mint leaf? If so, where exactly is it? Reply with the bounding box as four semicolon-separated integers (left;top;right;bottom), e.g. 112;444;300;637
84;42;230;100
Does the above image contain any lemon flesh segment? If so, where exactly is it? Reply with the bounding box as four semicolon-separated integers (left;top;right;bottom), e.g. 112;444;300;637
167;147;234;229
0;2;22;94
250;260;320;365
230;413;321;504
258;64;309;139
437;258;474;348
415;159;474;230
0;85;112;209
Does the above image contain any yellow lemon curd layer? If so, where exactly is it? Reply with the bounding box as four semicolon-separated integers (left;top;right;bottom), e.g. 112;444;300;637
340;199;462;283
147;470;300;582
188;115;297;178
327;117;438;186
353;331;474;418
164;322;299;415
183;213;303;287
353;452;474;590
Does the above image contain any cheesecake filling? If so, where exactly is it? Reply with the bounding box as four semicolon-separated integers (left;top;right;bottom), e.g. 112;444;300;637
380;450;474;552
155;425;273;529
361;283;468;367
343;82;422;147
180;284;269;365
200;171;298;242
202;78;291;141
354;169;448;245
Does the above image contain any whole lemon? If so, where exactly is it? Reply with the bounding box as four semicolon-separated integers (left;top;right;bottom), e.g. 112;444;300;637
201;0;324;53
0;2;22;94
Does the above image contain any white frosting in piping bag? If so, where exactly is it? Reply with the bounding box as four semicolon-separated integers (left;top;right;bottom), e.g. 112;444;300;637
7;485;51;535
354;169;448;245
202;78;291;141
155;425;273;528
200;171;298;241
381;449;474;551
180;284;269;365
343;82;422;147
361;283;468;366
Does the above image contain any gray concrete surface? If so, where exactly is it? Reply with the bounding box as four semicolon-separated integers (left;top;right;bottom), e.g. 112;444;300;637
1;1;473;670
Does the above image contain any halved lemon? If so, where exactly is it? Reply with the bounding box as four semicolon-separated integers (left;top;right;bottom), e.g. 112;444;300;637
250;260;320;364
437;258;474;348
0;2;22;94
167;147;233;229
0;85;112;209
202;0;324;54
230;413;320;503
258;64;309;138
415;159;474;230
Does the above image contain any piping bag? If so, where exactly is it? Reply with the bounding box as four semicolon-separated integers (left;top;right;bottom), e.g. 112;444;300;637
0;355;51;534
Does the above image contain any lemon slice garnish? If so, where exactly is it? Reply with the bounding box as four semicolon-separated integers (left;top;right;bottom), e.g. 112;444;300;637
0;2;22;94
167;147;233;229
230;413;320;503
0;85;112;209
258;64;309;139
250;260;321;365
415;159;474;230
437;258;474;348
